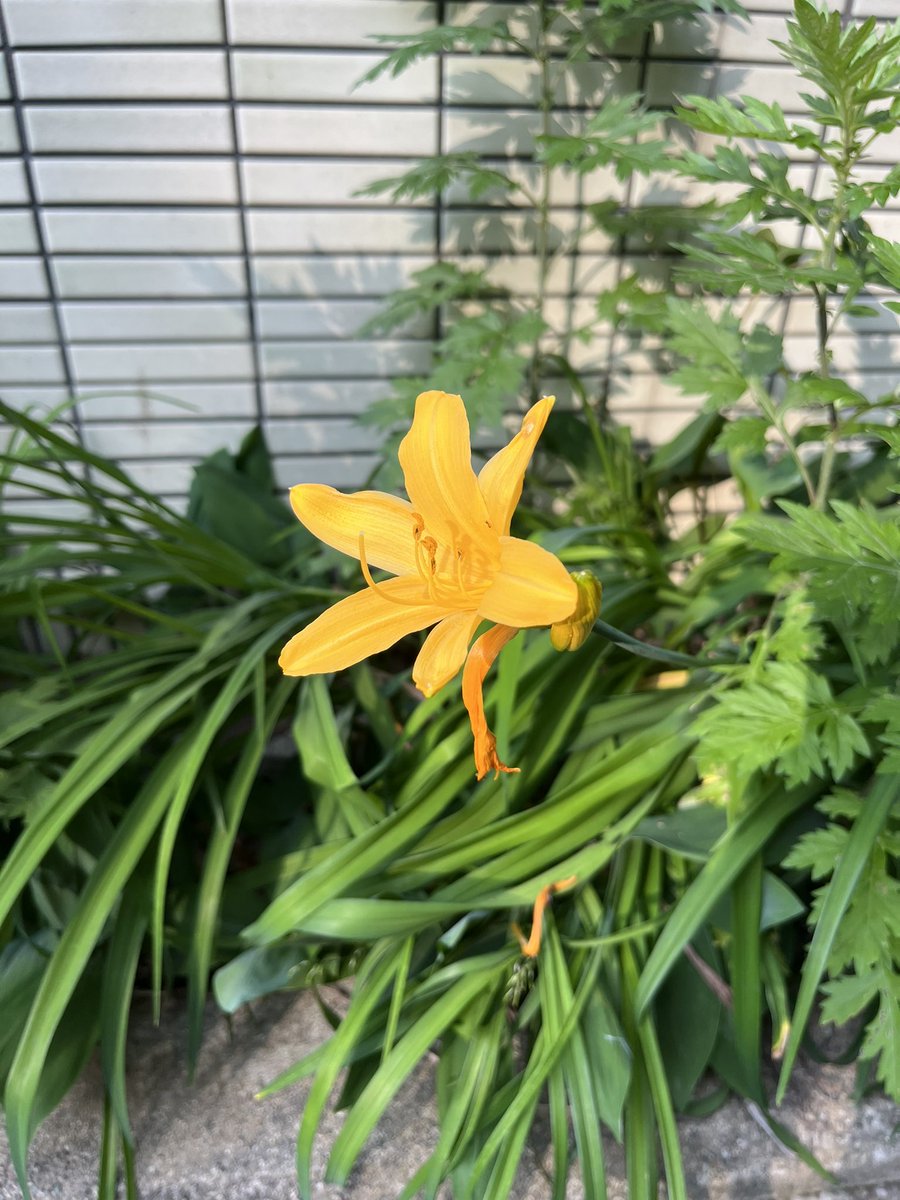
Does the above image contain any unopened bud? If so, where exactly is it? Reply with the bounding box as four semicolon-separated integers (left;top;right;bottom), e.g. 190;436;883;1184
550;571;602;652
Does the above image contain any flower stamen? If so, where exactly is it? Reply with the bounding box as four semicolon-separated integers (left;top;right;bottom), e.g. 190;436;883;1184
413;529;440;602
358;532;419;606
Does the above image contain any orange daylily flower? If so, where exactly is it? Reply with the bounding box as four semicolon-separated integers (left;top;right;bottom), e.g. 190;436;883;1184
278;390;578;779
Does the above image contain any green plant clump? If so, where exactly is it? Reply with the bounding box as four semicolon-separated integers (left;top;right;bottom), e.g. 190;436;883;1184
0;2;898;1199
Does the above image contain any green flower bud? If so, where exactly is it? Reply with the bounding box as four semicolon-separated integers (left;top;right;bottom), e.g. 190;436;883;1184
550;571;602;652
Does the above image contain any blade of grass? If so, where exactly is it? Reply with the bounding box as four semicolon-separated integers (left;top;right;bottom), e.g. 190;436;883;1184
96;1093;119;1200
592;618;722;668
544;919;607;1200
185;672;295;1070
0;596;278;929
241;770;468;944
99;874;149;1144
623;944;686;1200
325;965;503;1186
428;1010;505;1199
381;935;413;1064
461;947;604;1198
150;613;298;1016
731;853;763;1092
2;726;204;1195
294;939;410;1200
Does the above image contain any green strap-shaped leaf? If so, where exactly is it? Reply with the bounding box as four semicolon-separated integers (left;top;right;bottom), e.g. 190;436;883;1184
634;781;816;1018
325;964;504;1186
150;614;299;1016
185;671;295;1069
3;725;206;1196
295;939;411;1200
99;874;149;1144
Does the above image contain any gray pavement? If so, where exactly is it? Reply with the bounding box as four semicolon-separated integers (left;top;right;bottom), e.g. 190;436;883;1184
1;990;898;1199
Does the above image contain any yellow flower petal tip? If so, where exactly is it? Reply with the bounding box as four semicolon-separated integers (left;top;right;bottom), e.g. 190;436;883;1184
550;571;602;652
279;390;599;777
515;875;579;958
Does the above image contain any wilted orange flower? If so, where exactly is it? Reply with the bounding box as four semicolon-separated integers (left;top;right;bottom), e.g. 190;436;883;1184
279;390;578;779
513;875;578;957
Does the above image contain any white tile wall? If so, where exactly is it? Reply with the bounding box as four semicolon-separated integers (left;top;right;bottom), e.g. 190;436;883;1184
263;378;393;416
34;159;238;204
82;419;254;460
43;210;242;254
273;453;383;489
16;52;229;100
264;416;385;455
251;255;428;297
254;297;429;339
241;158;428;207
259;338;432;379
0;344;65;382
62;300;250;342
246;209;436;255
0;105;18;152
25;106;233;153
0;159;29;204
237;106;437;158
443;55;638;107
77;382;257;420
51;256;247;298
0;0;897;508
4;1;223;46
1;385;69;412
71;342;254;383
0;302;55;342
232;51;436;103
0;209;37;253
226;2;437;48
0;257;48;298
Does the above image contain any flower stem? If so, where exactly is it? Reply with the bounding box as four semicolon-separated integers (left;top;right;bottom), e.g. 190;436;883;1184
529;0;555;402
752;381;816;506
811;89;859;510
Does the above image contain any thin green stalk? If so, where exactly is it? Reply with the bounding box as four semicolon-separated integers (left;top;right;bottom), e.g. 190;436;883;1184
812;88;860;510
529;0;555;402
752;382;816;506
97;1094;119;1200
731;854;763;1091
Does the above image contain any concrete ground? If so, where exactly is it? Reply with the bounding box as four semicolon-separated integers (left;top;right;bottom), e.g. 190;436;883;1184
1;990;898;1200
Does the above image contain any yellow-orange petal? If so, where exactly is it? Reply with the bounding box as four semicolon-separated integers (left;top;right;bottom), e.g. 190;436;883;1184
477;536;577;628
412;611;482;698
478;396;555;536
279;577;452;676
462;624;520;781
398;390;498;560
289;485;418;576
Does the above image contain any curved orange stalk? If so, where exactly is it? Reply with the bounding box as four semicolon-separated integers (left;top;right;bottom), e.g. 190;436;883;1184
513;875;578;958
461;624;520;781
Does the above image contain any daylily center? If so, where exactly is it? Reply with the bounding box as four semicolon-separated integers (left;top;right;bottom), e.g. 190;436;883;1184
358;514;495;610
